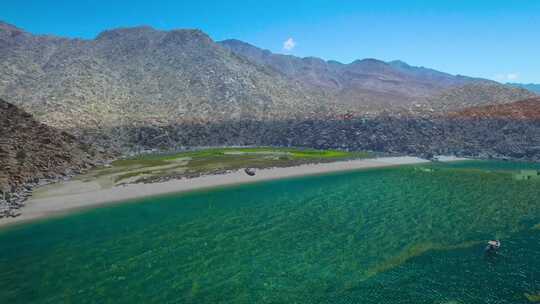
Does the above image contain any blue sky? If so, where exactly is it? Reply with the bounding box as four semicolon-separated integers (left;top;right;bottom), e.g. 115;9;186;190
2;0;539;83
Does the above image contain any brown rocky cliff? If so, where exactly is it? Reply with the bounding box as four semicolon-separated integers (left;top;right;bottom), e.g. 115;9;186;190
0;98;106;217
449;97;540;120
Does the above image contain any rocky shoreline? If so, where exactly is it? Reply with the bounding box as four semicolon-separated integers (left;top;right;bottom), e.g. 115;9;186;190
0;161;112;219
0;99;111;219
1;174;68;218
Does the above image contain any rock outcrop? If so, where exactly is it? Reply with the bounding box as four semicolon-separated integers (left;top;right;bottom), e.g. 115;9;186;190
91;115;540;162
449;97;540;120
425;84;537;112
0;98;106;217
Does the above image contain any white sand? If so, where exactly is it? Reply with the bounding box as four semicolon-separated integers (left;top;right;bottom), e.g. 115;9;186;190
0;156;429;227
433;155;470;162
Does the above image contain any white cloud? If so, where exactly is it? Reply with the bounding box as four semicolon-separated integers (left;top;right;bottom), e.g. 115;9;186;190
494;73;519;82
283;37;296;51
506;73;519;81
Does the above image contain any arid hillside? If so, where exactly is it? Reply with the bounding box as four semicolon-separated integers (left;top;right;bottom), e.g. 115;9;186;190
450;97;540;120
0;98;106;217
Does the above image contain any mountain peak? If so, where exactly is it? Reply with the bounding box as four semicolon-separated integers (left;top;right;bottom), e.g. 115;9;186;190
161;28;213;45
95;26;213;46
95;25;158;40
351;58;387;65
219;39;268;54
388;60;411;68
348;58;392;73
220;38;253;47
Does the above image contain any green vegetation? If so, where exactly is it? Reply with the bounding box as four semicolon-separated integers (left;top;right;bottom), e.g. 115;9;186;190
115;147;368;164
514;170;540;181
525;293;540;302
96;147;372;185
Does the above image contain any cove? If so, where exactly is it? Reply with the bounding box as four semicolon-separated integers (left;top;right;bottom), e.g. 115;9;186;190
1;161;540;303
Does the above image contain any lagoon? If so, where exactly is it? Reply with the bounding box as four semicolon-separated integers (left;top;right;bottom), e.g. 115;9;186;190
1;161;540;303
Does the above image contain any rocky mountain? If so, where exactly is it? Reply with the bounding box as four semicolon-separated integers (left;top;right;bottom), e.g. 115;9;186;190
219;39;534;111
219;39;483;91
0;98;106;217
0;22;328;133
1;22;534;131
219;39;345;90
507;83;540;94
450;97;540;120
424;83;536;112
0;21;537;155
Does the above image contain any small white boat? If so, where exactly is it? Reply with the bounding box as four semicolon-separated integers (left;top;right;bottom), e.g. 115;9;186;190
485;240;500;252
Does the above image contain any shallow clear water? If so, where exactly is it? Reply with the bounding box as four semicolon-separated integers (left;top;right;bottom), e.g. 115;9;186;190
1;161;540;303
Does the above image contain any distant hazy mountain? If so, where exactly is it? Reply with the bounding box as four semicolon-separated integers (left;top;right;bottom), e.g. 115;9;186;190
507;83;540;94
0;21;534;138
219;39;489;92
219;39;533;111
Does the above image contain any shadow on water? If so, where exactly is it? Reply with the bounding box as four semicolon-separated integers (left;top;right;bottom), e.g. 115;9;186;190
0;161;540;303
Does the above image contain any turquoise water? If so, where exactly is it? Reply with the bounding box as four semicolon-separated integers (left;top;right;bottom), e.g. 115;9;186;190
1;161;540;303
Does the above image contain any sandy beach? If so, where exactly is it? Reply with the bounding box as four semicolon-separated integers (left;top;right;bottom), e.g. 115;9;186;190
0;156;432;228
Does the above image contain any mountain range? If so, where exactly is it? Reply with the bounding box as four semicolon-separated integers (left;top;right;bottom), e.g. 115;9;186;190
0;22;328;131
1;21;540;210
219;39;525;111
0;21;536;137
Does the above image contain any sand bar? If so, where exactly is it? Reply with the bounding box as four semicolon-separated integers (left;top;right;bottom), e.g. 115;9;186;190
0;156;430;228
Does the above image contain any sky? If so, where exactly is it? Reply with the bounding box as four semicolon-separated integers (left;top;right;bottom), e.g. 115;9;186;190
2;0;539;83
